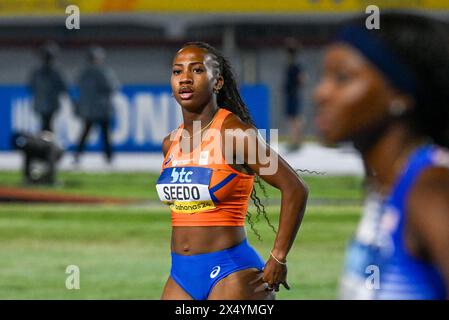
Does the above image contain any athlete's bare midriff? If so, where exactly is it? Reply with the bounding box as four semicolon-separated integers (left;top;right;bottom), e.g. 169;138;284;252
171;226;247;255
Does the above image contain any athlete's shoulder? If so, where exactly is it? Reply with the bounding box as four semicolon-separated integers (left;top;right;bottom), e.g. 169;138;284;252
408;163;449;216
221;110;255;131
412;166;449;194
220;112;259;149
415;146;449;191
162;129;178;157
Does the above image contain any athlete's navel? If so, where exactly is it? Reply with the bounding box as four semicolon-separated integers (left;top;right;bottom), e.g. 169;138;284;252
182;244;190;253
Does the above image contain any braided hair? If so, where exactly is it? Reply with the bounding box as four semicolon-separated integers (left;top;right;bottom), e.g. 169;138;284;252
181;41;275;240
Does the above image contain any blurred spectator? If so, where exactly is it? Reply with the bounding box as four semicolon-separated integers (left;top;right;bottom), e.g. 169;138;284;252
74;46;120;165
28;41;68;133
283;38;305;151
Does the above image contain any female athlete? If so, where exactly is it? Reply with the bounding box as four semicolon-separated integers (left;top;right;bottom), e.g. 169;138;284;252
157;42;308;300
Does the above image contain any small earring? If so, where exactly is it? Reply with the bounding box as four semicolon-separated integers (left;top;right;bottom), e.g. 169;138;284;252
213;88;220;94
388;99;407;117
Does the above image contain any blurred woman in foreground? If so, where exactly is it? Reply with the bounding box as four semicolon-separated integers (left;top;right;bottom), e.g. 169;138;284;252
314;13;449;299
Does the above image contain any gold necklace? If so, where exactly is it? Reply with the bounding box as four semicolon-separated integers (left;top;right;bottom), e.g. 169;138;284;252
181;112;217;139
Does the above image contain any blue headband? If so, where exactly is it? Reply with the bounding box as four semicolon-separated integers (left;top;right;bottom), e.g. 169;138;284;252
335;25;417;97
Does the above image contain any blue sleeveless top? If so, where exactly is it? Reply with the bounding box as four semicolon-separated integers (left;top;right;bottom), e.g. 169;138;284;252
340;145;447;299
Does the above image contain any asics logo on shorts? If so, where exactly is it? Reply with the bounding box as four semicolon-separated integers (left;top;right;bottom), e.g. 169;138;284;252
210;266;221;279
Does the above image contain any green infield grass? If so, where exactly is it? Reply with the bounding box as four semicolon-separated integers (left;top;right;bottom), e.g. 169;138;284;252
0;170;363;299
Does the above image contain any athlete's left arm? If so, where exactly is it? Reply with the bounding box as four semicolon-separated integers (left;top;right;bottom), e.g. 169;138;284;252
223;115;309;292
408;167;449;297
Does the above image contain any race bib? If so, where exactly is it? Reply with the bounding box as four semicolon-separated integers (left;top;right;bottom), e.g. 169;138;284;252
156;167;215;214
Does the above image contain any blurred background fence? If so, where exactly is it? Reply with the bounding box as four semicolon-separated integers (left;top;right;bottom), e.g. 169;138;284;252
1;1;447;154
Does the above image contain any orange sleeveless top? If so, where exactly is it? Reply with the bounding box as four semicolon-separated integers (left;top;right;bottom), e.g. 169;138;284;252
156;108;254;226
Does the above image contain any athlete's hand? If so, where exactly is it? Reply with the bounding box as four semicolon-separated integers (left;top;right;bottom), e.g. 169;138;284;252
262;257;290;292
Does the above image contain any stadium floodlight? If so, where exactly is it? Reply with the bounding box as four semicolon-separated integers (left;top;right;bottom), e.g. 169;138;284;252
11;131;64;185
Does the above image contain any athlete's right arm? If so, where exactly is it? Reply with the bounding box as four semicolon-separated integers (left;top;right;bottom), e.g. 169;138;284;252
162;134;173;158
222;114;308;292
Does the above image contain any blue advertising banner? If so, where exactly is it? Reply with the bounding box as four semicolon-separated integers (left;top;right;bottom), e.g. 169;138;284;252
0;85;269;152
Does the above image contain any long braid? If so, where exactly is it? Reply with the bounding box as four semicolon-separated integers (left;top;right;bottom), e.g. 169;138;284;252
183;41;273;240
